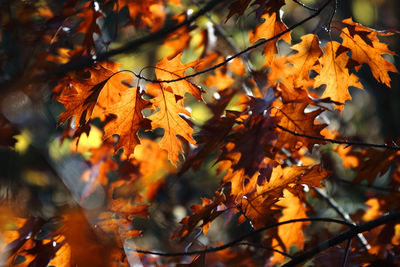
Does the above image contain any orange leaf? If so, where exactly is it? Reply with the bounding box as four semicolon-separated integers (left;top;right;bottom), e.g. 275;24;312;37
116;0;165;31
57;63;131;128
148;85;196;166
341;18;398;86
314;41;363;110
103;86;151;158
287;34;322;88
271;190;308;264
76;2;103;51
172;193;226;239
249;5;291;66
155;53;204;100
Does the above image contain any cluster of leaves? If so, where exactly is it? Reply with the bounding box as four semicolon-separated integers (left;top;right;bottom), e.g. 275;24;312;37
1;0;400;266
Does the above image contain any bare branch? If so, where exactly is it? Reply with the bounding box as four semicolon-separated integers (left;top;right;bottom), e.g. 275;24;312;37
132;0;332;84
313;187;370;250
276;124;400;150
341;238;352;267
292;0;319;11
37;0;226;80
125;218;352;257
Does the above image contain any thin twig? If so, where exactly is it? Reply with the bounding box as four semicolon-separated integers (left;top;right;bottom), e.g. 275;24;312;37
42;0;226;79
312;187;370;250
341;238;352;267
292;0;319;11
125;218;352;257
281;211;400;267
334;177;400;194
276;124;400;150
238;242;293;258
132;0;332;84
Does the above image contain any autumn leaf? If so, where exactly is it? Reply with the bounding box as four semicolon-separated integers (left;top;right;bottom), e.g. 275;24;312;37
271;190;309;265
57;62;131;129
76;1;103;52
112;139;174;202
204;69;235;91
249;0;291;66
226;164;328;228
148;84;196;165
155;53;204;100
180;110;239;174
351;148;398;185
225;0;276;21
256;165;327;198
224;113;278;179
61;209;120;267
172;193;227;239
225;0;251;21
314;41;363;110
103;86;151;158
287;34;323;88
162;14;191;59
115;0;166;31
273;102;327;151
341;18;398;86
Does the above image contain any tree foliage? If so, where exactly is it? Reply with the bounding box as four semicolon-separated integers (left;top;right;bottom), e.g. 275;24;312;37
0;0;400;266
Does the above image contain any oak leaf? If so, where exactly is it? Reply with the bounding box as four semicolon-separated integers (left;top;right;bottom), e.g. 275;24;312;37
148;85;196;166
249;1;291;67
57;62;131;129
155;53;204;100
273;102;326;151
116;0;165;31
225;114;278;179
314;41;363;110
341;18;398;86
172;193;227;239
103;86;151;158
271;190;308;265
287;34;322;88
76;2;103;52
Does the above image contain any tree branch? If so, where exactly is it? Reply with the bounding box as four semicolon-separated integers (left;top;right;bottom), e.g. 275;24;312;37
42;0;226;79
276;124;400;150
132;0;332;84
282;211;400;267
312;187;370;250
237;242;293;258
292;0;319;11
126;218;352;257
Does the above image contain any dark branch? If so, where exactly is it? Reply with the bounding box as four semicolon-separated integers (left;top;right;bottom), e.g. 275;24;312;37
334;177;400;194
292;0;319;11
133;0;332;84
276;124;400;150
126;218;352;257
237;242;293;258
45;0;226;79
282;211;400;267
312;187;370;250
341;238;352;267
